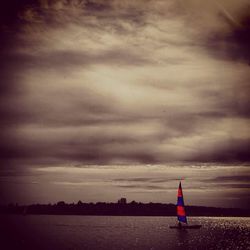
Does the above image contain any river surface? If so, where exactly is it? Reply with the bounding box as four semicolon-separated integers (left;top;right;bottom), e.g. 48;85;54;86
1;215;249;250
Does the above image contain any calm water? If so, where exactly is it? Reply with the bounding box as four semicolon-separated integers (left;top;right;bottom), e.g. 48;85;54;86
1;215;249;250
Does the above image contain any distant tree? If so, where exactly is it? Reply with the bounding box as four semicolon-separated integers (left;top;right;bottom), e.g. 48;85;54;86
130;200;137;205
77;200;83;206
57;201;65;206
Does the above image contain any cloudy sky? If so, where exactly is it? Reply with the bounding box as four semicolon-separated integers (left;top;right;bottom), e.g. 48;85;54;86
0;0;250;208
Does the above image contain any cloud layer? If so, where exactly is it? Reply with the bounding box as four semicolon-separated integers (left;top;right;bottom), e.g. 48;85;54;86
1;164;249;208
0;0;250;206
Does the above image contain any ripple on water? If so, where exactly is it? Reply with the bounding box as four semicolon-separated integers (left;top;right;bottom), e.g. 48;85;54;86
0;215;249;250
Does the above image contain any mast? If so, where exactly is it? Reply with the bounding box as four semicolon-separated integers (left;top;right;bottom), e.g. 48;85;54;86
177;181;187;224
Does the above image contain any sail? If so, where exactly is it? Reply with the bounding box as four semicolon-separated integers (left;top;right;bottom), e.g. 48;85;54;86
177;182;187;223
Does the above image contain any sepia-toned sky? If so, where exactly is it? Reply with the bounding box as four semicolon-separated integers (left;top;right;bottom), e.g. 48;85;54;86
0;0;250;208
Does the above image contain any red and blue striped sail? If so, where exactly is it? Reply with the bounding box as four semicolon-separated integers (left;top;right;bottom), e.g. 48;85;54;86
177;182;187;223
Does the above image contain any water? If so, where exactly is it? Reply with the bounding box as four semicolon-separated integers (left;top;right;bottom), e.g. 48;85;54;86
1;215;249;250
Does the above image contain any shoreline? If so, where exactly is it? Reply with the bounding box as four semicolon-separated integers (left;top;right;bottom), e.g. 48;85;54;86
1;202;249;217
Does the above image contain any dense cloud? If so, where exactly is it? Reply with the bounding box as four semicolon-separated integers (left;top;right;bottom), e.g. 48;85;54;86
0;0;249;206
206;6;250;63
1;0;250;164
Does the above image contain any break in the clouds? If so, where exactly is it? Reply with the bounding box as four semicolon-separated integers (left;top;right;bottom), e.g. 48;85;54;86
1;164;249;208
0;0;250;206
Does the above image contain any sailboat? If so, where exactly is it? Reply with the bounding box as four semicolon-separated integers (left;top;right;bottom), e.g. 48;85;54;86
169;181;202;229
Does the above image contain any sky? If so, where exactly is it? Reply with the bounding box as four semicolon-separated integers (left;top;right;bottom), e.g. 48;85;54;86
0;0;250;208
